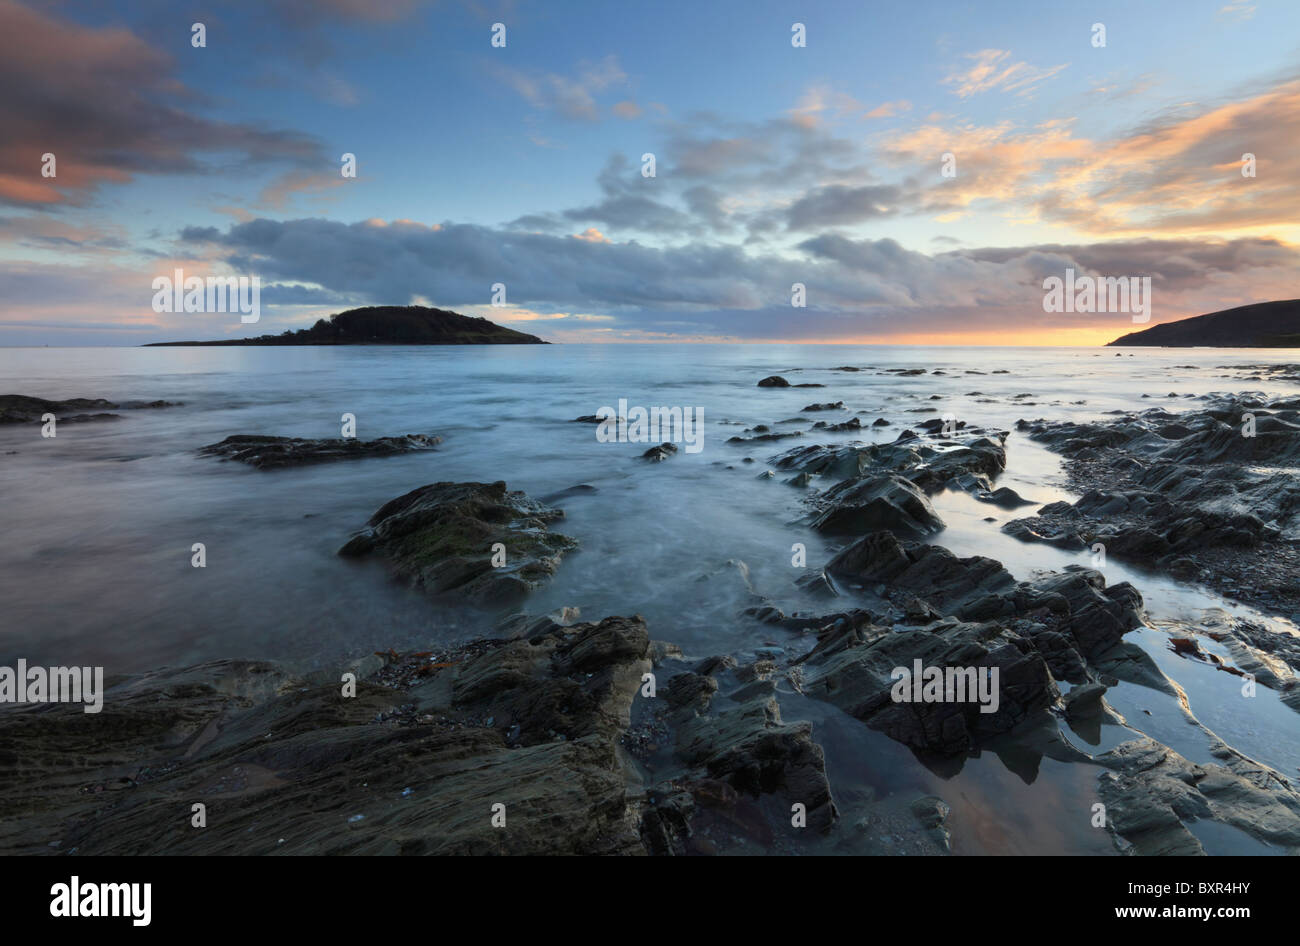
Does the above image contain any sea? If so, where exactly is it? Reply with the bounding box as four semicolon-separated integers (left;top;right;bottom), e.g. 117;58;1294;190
3;343;1297;854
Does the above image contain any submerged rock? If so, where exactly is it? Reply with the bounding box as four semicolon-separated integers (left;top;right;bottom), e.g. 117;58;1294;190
338;480;577;606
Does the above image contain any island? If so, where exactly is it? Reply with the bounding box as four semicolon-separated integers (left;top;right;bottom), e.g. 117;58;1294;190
145;305;548;346
1107;299;1300;347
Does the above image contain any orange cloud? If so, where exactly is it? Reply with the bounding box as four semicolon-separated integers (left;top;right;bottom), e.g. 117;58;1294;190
877;77;1300;242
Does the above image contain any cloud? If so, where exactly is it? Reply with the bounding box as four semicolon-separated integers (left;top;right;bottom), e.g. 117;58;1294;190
790;88;912;125
786;184;900;230
492;55;628;121
258;170;350;210
865;100;912;119
871;76;1300;238
0;0;325;207
943;49;1068;99
268;0;432;24
165;215;1300;343
1218;2;1256;21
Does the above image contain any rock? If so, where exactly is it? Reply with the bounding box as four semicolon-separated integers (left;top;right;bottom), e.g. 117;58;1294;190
673;679;836;832
0;619;655;855
800;617;1058;755
825;532;1015;619
976;486;1037;509
757;376;790;388
812;417;862;432
727;430;804;443
794;569;839;598
495;606;581;641
1063;681;1108;719
810;474;945;537
909;794;953;850
0;394;122;424
1097;737;1300;856
1001;519;1088;551
909;795;951;829
199;433;440;469
338;481;577;606
540;484;597;503
642;442;679;461
802;401;845;412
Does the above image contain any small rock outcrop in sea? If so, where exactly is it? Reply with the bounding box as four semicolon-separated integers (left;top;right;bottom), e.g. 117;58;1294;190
338;481;577;605
770;427;1007;494
757;375;791;387
0;394;181;424
802;401;845;412
199;433;440;469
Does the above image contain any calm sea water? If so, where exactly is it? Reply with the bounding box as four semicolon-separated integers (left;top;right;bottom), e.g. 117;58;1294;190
3;343;1297;853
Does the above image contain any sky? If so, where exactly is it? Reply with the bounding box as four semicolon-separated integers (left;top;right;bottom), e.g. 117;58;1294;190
1;0;1298;346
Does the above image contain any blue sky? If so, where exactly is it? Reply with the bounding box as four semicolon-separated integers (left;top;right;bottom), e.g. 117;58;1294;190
2;0;1297;344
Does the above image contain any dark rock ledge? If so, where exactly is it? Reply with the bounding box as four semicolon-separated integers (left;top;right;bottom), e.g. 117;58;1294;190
199;433;440;469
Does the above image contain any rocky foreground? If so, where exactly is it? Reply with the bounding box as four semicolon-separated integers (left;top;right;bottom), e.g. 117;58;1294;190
5;396;1300;857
